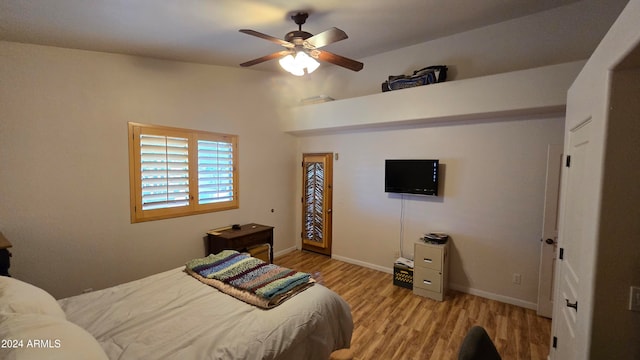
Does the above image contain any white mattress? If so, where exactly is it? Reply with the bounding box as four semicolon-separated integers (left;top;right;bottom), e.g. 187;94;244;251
58;267;353;360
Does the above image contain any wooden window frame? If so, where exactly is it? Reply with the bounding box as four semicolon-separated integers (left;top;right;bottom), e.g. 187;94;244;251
128;122;239;223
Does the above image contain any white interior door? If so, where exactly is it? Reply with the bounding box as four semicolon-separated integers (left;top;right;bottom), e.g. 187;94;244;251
537;144;563;318
550;120;591;360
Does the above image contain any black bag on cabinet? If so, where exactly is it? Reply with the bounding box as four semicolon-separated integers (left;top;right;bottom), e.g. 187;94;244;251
382;65;448;92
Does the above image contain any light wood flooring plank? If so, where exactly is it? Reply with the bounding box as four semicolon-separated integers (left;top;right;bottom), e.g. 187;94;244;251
276;250;551;360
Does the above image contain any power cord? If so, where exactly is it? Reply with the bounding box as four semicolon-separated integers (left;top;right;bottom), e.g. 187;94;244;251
399;194;405;258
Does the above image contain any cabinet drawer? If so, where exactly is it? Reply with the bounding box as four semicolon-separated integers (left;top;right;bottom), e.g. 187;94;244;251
414;245;443;271
413;267;442;293
233;232;269;248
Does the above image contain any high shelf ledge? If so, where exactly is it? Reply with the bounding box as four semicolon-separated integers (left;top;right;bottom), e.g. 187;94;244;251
284;61;584;135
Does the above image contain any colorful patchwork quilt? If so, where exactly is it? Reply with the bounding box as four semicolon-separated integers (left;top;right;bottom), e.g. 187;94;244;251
185;250;313;308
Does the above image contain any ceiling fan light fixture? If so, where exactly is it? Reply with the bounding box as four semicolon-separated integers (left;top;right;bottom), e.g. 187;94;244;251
279;51;320;76
240;11;363;73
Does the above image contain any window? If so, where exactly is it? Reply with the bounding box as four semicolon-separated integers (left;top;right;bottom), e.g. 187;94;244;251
128;122;239;223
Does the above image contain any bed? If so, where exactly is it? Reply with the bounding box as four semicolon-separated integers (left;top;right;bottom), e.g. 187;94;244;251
0;255;353;360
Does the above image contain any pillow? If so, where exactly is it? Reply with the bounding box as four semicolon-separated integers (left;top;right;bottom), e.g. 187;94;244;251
0;276;66;319
0;312;109;360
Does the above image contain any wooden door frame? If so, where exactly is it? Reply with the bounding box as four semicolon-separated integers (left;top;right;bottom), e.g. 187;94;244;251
301;153;333;256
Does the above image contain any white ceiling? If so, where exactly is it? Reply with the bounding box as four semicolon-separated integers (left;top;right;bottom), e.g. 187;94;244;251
1;0;581;71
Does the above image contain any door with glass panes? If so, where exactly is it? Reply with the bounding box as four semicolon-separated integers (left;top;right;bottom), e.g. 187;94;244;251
301;153;333;256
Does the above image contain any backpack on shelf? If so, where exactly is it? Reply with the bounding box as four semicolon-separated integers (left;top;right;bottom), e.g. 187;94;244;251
381;65;448;92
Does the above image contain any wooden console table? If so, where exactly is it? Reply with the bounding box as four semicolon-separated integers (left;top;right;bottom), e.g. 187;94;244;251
206;223;274;263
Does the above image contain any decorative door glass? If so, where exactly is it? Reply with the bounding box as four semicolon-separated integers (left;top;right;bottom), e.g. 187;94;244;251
304;162;324;244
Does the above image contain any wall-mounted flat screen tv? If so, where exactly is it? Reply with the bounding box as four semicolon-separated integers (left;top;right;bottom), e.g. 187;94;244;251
385;159;439;196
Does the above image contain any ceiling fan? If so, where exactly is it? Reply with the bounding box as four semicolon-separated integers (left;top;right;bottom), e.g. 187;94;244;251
239;12;364;76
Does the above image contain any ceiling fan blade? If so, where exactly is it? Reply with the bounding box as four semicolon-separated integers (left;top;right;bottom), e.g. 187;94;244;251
240;50;292;67
304;27;348;49
315;50;364;72
239;29;294;48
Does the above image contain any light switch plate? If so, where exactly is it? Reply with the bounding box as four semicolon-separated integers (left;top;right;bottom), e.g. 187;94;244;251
629;286;640;312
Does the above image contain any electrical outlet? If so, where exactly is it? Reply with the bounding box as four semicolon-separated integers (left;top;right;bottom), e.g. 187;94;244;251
512;273;521;285
629;286;640;312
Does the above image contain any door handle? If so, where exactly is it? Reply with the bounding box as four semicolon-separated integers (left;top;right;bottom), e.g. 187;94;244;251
565;299;578;311
545;238;556;245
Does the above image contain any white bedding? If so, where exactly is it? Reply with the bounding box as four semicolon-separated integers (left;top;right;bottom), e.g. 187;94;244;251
58;267;353;360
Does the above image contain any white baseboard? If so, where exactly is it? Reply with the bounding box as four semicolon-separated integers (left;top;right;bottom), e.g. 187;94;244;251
274;246;297;258
330;254;394;274
448;283;538;310
329;254;537;311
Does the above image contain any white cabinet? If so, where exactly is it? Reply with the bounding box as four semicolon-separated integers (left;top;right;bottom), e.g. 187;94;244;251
413;241;449;301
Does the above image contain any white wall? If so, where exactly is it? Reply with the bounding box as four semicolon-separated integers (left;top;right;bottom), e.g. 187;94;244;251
592;67;640;360
297;117;564;307
0;41;298;299
284;0;628;309
0;0;627;307
276;0;628;103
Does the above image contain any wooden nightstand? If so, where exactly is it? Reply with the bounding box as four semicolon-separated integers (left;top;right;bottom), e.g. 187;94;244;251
206;223;274;263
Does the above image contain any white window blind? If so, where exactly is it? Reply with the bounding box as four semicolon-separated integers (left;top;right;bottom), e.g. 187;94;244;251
129;122;239;223
198;140;234;204
139;134;190;210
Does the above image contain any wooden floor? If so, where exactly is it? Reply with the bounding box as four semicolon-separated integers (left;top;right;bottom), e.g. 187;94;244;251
275;250;551;360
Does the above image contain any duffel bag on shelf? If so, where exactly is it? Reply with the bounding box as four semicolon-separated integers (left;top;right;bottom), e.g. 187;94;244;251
381;65;448;92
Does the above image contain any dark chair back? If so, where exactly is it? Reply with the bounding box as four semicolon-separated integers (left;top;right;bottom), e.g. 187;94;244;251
458;326;502;360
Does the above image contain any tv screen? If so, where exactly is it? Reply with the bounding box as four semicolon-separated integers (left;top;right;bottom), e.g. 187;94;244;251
385;159;439;196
